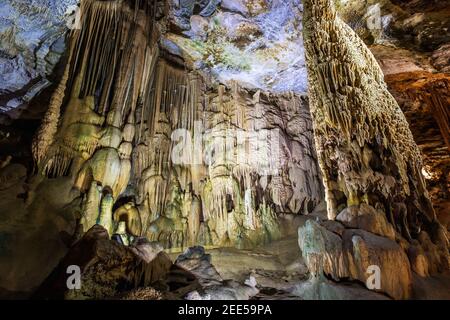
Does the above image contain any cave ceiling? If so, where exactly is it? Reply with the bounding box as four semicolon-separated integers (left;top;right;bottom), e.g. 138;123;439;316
0;0;448;301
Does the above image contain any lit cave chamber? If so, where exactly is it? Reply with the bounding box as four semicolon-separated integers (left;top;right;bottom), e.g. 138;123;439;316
0;0;448;300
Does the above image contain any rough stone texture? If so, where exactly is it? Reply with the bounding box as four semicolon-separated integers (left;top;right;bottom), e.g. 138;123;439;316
370;45;435;75
33;225;173;299
336;0;450;50
336;0;450;241
298;220;412;299
292;276;388;300
303;0;447;251
384;71;450;231
176;246;260;300
26;0;322;253
0;0;449;300
431;44;450;73
298;220;349;280
336;204;396;240
300;0;449;299
165;0;308;93
0;0;77;111
0;174;79;298
342;228;412;300
168;0;221;31
221;0;269;17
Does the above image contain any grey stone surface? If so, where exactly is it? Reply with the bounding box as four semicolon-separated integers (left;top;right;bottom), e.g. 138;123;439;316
0;0;77;109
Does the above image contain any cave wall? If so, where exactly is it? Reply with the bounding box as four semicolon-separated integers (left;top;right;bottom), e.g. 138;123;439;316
0;0;448;299
31;0;323;251
334;0;450;230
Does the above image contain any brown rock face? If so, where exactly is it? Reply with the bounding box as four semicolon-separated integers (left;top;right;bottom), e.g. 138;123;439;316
385;71;450;230
391;0;450;12
432;44;450;73
33;225;173;300
299;220;412;300
336;204;396;240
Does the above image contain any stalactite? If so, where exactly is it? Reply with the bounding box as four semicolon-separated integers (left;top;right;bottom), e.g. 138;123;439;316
32;35;77;167
98;192;114;236
31;0;323;251
302;0;449;279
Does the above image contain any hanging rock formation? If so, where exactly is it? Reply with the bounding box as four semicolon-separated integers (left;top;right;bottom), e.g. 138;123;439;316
30;0;323;252
300;0;449;299
0;0;449;301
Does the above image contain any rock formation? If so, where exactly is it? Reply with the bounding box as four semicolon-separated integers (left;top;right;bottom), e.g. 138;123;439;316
33;225;173;299
385;71;450;231
30;0;323;252
0;0;77;111
300;0;449;299
34;225;261;300
0;0;448;300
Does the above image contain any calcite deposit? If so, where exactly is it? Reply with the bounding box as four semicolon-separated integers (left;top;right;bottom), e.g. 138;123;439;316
30;0;322;252
0;0;448;301
300;0;449;299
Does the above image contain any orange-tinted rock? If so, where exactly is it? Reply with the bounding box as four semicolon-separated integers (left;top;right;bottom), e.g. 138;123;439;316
384;71;450;230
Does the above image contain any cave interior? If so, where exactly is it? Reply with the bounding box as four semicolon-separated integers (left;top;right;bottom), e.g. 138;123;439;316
0;0;449;300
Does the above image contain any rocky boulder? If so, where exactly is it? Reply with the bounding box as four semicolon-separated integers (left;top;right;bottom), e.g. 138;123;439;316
221;0;268;17
298;220;349;280
431;44;450;73
176;246;260;300
298;220;413;299
168;0;220;31
343;228;412;300
336;204;396;240
33;225;172;299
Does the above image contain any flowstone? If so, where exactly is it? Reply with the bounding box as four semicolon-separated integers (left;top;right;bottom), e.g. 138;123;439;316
300;0;449;299
29;0;323;251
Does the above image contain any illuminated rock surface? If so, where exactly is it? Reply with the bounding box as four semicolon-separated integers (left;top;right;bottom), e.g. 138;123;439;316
299;0;449;300
0;0;448;300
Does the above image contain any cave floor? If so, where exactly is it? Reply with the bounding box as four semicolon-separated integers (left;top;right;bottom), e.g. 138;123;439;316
169;232;388;300
1;175;449;300
169;226;450;300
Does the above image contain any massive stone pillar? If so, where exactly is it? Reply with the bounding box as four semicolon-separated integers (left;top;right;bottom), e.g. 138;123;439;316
303;0;446;242
299;0;449;299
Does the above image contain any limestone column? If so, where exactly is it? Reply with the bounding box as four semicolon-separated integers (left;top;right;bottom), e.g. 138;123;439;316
302;0;447;246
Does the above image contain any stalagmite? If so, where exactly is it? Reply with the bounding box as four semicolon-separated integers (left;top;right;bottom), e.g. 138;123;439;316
303;0;445;238
81;181;102;232
98;192;114;236
32;35;78;167
300;0;449;299
113;203;142;236
28;0;323;251
4;0;450;301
